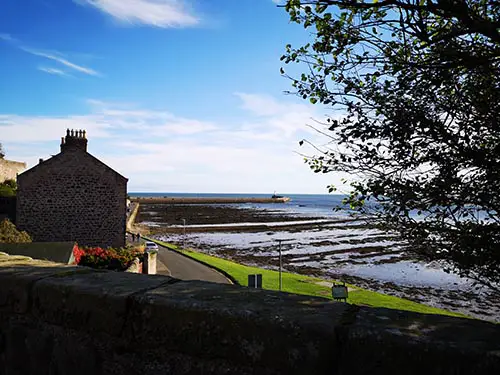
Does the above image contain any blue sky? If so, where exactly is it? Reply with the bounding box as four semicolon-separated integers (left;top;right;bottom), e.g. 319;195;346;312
0;0;345;193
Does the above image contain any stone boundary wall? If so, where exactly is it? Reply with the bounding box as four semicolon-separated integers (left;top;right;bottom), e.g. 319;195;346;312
0;158;26;183
0;241;74;264
1;252;499;375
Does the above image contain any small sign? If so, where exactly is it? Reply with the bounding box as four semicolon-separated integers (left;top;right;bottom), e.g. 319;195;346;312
332;283;348;302
248;274;263;288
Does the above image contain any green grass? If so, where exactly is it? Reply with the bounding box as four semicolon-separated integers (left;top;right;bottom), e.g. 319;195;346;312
147;237;468;318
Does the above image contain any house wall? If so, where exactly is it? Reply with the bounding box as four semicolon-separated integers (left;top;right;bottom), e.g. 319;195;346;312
0;158;26;183
16;150;127;248
0;196;16;222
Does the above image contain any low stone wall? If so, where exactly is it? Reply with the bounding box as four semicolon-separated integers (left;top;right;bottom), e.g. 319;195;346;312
0;241;75;264
0;252;499;375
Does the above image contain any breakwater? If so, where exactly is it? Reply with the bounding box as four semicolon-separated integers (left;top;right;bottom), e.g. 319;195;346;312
130;196;291;204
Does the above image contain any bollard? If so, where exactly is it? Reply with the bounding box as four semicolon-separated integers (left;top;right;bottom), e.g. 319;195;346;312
143;250;157;275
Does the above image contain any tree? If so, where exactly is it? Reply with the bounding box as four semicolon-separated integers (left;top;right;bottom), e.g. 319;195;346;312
0;143;4;159
0;219;32;243
280;0;500;290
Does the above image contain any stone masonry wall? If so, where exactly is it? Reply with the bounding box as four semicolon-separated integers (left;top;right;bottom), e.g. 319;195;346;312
0;158;26;183
1;252;500;375
16;150;127;248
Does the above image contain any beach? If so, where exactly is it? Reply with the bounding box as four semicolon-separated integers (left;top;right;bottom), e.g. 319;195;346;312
134;193;500;322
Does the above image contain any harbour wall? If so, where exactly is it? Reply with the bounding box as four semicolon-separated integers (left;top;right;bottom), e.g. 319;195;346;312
131;196;291;204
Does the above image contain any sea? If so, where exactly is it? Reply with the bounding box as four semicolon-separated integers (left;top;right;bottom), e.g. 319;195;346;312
129;192;352;217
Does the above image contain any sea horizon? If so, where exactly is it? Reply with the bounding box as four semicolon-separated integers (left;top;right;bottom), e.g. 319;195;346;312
129;192;343;197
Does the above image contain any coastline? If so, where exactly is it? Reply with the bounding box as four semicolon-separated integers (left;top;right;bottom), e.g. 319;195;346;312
135;198;500;322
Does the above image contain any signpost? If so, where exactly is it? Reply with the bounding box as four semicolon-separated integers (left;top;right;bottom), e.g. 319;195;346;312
332;282;348;302
181;218;186;248
277;239;283;291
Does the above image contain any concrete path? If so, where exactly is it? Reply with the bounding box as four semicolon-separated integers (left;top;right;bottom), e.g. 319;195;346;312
155;244;231;284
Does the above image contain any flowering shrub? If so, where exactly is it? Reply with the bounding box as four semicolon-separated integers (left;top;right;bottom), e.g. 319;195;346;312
72;244;144;271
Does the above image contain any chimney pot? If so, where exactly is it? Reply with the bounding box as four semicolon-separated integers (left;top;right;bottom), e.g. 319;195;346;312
60;129;88;153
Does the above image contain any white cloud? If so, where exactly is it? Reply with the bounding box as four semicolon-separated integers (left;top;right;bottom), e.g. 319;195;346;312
76;0;199;28
235;92;319;137
38;66;70;77
1;94;345;193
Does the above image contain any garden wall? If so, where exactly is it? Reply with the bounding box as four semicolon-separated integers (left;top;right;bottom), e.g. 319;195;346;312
0;252;499;375
0;242;74;264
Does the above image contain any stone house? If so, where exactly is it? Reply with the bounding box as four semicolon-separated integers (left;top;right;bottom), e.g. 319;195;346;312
16;129;128;248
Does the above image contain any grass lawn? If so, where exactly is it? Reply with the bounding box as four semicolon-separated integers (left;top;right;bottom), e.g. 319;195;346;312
147;237;468;319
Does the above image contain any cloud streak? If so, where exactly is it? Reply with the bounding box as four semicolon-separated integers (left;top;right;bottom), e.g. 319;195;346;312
37;66;71;77
0;33;15;42
24;48;99;76
0;33;99;77
76;0;199;28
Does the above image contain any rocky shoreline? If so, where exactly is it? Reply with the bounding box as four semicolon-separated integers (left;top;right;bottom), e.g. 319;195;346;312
138;202;500;322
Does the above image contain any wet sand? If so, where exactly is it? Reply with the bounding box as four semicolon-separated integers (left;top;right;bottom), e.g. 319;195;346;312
137;203;327;230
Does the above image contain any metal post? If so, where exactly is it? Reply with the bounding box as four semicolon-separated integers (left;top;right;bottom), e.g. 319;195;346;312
182;218;186;249
278;239;283;291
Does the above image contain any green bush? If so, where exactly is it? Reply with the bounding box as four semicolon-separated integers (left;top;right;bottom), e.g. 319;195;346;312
2;179;16;189
0;219;32;243
0;179;17;197
0;185;15;197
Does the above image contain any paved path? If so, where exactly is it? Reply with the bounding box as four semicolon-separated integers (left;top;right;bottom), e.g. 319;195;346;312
126;231;230;284
155;244;231;284
127;203;230;284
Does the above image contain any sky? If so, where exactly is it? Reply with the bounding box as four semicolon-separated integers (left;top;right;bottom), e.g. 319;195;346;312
0;0;346;194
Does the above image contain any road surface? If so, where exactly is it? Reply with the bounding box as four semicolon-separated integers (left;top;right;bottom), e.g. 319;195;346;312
156;244;231;284
126;207;230;284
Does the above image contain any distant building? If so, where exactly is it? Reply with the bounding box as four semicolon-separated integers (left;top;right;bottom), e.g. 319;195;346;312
16;129;128;248
0;157;26;183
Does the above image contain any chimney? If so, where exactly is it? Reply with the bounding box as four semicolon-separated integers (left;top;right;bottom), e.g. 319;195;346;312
60;129;88;153
39;158;44;164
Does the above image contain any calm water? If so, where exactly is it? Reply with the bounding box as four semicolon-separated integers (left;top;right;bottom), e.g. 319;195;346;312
130;192;351;218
